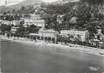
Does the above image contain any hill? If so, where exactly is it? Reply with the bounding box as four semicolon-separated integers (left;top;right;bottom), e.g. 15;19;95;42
0;0;42;13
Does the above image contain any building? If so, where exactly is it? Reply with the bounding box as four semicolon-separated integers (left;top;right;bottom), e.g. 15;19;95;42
0;20;21;26
29;28;59;43
30;14;41;20
24;19;45;27
39;28;59;38
60;29;89;42
57;15;64;24
24;13;45;27
27;13;59;43
11;27;19;34
1;20;13;25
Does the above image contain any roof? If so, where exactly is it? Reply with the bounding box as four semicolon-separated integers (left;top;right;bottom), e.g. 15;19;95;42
29;33;41;36
24;19;45;22
60;29;88;35
30;14;40;17
39;28;58;33
11;27;19;29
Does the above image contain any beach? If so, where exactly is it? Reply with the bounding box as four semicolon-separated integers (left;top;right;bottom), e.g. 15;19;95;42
0;35;104;57
1;38;104;73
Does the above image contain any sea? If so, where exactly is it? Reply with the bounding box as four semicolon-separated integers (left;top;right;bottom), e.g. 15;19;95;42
0;39;104;73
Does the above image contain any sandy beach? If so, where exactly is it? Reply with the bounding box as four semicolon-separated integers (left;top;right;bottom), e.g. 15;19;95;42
0;35;104;57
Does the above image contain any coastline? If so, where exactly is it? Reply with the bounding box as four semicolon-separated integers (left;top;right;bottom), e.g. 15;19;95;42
0;35;104;57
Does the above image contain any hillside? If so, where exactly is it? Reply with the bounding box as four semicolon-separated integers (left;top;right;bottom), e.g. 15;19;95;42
10;0;42;8
0;0;42;13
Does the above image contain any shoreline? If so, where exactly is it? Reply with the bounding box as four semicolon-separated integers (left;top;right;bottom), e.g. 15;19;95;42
0;35;104;57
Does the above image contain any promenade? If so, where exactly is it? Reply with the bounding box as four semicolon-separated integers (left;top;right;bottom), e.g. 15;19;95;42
0;35;104;57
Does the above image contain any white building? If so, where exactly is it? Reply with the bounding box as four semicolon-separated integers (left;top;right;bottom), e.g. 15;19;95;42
24;13;45;27
1;20;13;25
12;20;21;26
11;27;19;34
0;20;21;26
39;28;59;38
29;28;59;43
24;19;45;27
30;14;41;20
60;29;89;42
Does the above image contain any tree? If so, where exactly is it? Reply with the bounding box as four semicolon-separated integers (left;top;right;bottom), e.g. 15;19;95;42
26;25;40;33
16;24;25;36
41;1;104;31
86;21;98;40
0;24;11;33
12;9;16;13
43;2;74;15
80;0;104;5
18;5;35;14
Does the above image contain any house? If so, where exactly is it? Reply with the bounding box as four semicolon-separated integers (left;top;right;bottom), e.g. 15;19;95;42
39;28;59;42
1;20;13;25
23;13;45;27
39;28;59;38
30;14;41;20
57;15;64;24
60;29;89;42
29;28;59;43
1;20;21;26
13;20;23;26
24;19;45;27
11;27;19;34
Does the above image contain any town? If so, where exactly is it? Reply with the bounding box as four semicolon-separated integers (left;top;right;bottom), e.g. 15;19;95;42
1;0;104;49
0;0;104;73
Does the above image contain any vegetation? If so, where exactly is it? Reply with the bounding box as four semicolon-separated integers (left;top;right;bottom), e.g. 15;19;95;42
1;1;104;48
0;24;11;33
40;1;104;32
80;0;104;5
26;25;40;33
0;5;35;21
1;1;104;34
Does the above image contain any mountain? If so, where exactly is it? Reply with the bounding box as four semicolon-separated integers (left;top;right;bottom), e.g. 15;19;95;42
80;0;104;5
10;0;42;8
0;0;42;13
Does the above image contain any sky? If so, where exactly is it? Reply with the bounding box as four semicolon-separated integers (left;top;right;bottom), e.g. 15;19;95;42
42;0;79;3
0;0;79;6
42;0;59;3
0;0;24;6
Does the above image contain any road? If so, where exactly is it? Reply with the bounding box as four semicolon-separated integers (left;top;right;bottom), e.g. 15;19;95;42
1;40;104;73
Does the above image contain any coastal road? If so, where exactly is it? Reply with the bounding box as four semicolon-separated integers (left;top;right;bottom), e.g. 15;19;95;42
1;40;104;73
